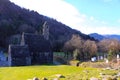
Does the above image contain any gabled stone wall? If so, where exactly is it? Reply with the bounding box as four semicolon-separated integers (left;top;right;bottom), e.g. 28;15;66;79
8;45;31;66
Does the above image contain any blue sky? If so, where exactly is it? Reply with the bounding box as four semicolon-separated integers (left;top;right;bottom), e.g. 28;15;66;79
10;0;120;34
65;0;120;24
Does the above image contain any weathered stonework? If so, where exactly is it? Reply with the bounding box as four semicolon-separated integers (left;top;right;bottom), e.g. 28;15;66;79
8;22;53;66
8;45;31;66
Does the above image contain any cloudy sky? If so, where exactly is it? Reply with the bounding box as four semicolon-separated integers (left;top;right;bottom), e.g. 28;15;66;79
10;0;120;34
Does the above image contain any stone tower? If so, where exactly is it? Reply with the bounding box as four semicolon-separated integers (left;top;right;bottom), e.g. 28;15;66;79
8;45;12;66
42;21;49;40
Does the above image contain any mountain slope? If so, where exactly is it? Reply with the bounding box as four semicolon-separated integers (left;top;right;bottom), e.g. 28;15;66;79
89;33;120;41
104;35;120;40
89;33;104;41
0;0;95;51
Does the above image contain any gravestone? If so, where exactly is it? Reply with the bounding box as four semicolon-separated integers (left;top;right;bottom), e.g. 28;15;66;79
91;57;97;62
100;56;103;60
117;54;120;64
105;59;109;63
117;54;119;59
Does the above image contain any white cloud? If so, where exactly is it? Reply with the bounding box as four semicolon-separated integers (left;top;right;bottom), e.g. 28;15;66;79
10;0;120;35
90;16;95;21
101;21;107;24
10;0;86;29
81;26;120;35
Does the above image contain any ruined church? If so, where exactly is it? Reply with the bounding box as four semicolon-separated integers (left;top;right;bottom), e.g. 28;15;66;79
8;22;53;66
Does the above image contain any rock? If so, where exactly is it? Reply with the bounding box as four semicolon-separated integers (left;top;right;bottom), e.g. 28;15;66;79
83;70;89;73
41;77;48;80
90;77;99;80
102;76;117;80
105;67;112;70
112;77;117;80
99;73;104;75
116;72;120;77
55;74;65;78
99;72;106;77
102;77;112;80
52;78;59;80
33;77;39;80
27;79;32;80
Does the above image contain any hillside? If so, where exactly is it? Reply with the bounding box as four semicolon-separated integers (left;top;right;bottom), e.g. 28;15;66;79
89;33;120;41
0;0;95;51
104;35;120;40
89;33;104;41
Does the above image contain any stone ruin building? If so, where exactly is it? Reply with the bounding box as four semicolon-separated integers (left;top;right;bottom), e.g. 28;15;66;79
8;22;53;66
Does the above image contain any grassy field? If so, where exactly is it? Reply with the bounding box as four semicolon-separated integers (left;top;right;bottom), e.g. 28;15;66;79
0;65;119;80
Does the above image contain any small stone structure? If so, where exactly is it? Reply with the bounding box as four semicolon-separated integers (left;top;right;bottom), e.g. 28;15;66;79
8;22;53;66
8;45;30;66
0;51;6;61
0;51;8;66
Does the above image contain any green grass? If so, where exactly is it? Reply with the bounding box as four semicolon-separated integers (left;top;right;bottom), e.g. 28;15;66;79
0;65;119;80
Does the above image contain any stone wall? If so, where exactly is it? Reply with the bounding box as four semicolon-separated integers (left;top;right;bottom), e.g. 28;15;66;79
31;52;53;64
8;45;31;66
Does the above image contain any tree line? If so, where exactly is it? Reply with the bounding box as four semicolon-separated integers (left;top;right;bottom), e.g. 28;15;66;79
62;34;120;61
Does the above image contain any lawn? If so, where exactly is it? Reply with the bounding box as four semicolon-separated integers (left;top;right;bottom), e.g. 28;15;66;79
0;65;119;80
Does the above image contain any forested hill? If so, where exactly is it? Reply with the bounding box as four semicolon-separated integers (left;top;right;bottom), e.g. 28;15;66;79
0;0;95;51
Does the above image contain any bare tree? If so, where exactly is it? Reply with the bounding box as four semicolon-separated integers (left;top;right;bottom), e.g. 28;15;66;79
98;39;110;53
63;34;84;60
83;40;97;60
98;39;120;60
108;39;120;54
